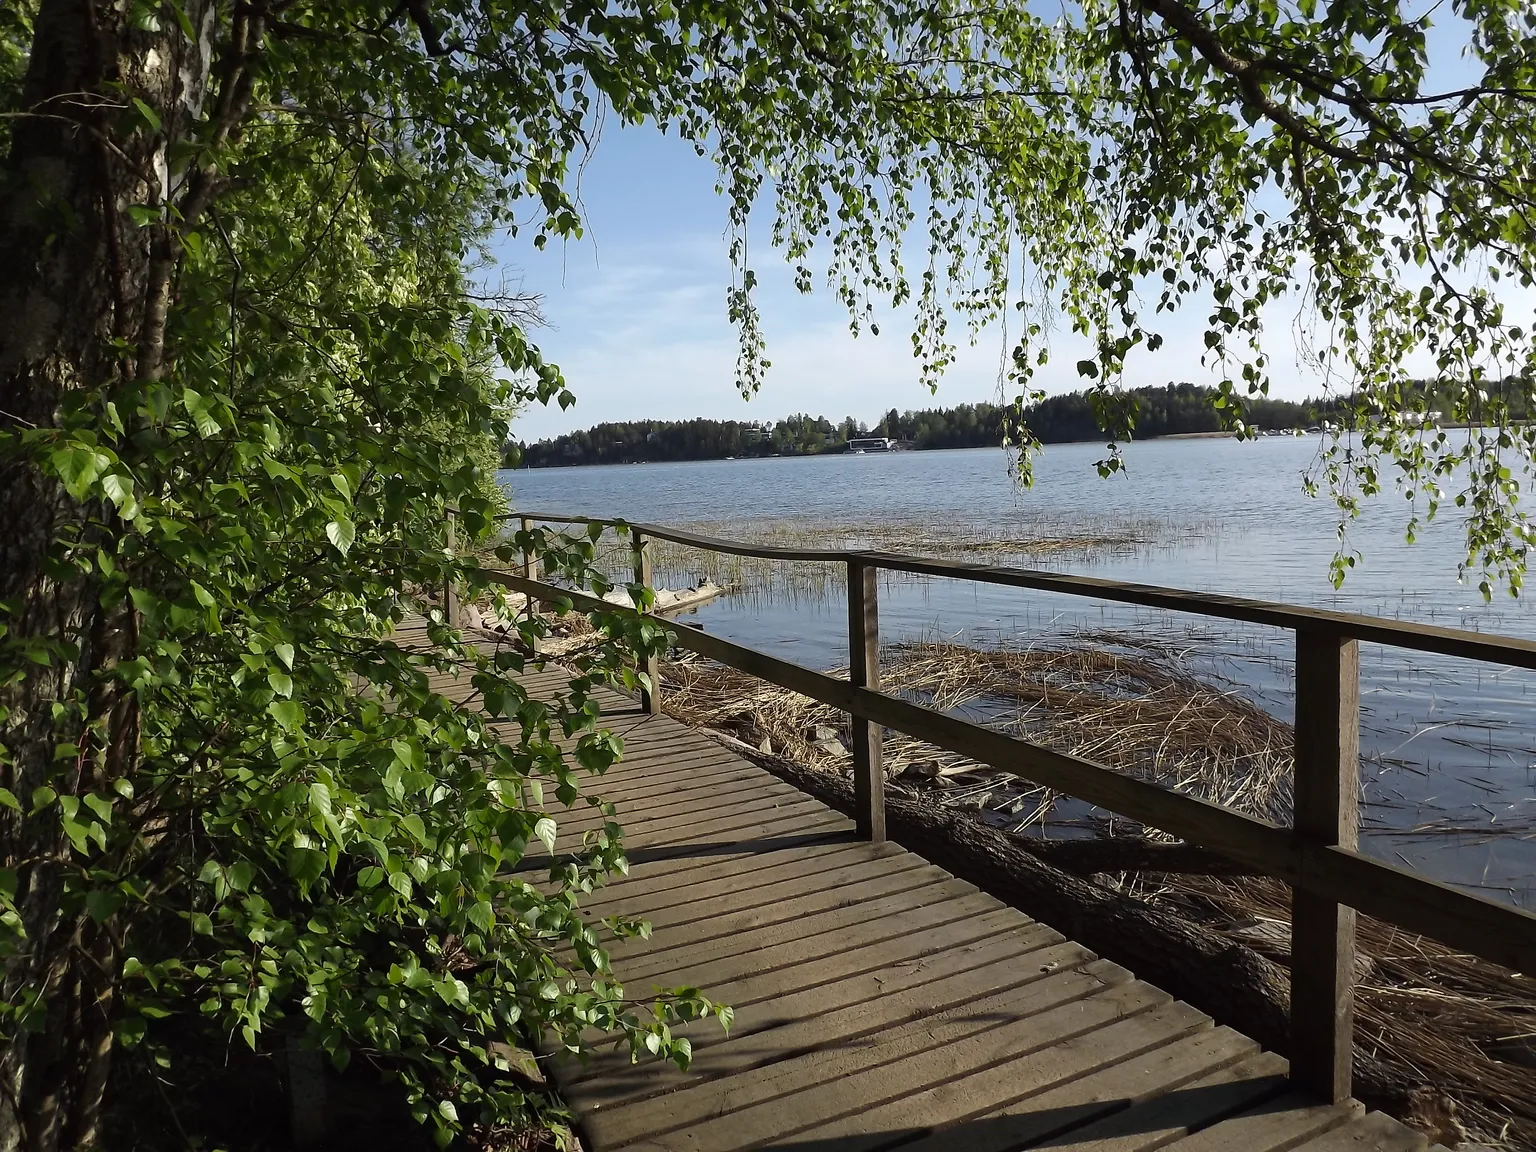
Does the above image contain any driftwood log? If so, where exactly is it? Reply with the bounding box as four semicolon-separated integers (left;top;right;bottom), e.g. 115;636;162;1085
995;836;1256;877
700;730;1437;1127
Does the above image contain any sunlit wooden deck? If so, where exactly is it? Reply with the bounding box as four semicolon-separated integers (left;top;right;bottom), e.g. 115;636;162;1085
405;617;1437;1152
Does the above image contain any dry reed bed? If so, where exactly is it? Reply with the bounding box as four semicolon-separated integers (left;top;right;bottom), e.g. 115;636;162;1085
662;640;1294;828
658;644;1535;1150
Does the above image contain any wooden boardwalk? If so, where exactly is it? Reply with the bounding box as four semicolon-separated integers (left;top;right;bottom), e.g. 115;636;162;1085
411;628;1434;1152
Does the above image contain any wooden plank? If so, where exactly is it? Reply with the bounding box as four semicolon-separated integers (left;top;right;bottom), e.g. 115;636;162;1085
573;842;895;913
1021;1050;1291;1152
522;805;851;868
570;750;758;787
848;559;884;841
561;824;857;875
535;796;847;858
888;1027;1262;1152
554;772;805;829
540;725;727;759
611;796;835;849
1158;1093;1362;1151
567;922;1095;1092
577;741;744;771
603;854;936;937
1289;1111;1430;1151
419;623;1437;1152
553;801;828;857
606;892;1008;997
581;960;1132;1144
583;746;750;777
596;864;958;966
572;947;1118;1119
554;780;794;832
610;984;1183;1152
775;1001;1212;1152
560;834;876;902
1291;628;1360;1104
572;950;1128;1117
563;760;766;800
554;781;813;840
600;876;992;981
684;907;1052;1012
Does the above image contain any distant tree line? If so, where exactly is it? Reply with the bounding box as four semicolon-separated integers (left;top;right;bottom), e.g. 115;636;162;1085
507;383;1318;467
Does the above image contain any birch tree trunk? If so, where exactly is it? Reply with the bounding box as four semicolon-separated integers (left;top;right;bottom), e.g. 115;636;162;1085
0;3;225;1146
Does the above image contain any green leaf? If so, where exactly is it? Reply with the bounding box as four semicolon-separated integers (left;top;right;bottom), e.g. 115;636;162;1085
467;899;494;933
181;389;221;437
268;700;305;731
86;889;124;922
131;97;162;133
533;817;557;856
101;473;138;517
325;519;356;555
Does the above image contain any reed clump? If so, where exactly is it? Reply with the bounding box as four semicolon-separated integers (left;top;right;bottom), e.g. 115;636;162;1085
639;514;1207;604
662;638;1293;830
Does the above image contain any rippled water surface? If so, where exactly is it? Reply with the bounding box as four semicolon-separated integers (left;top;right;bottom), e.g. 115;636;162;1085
499;438;1536;907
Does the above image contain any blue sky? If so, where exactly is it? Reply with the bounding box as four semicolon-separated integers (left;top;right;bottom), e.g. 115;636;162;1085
491;15;1513;444
492;123;1285;443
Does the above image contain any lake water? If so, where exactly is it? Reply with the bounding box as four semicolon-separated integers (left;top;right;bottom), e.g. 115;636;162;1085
498;437;1536;908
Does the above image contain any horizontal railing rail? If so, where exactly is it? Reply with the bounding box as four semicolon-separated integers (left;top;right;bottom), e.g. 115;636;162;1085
487;508;1536;1105
503;509;1536;669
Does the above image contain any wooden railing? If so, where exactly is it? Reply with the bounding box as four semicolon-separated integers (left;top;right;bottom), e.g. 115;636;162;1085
480;508;1536;1106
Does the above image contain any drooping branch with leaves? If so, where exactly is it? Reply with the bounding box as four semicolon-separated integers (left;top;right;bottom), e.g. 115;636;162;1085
2;0;1534;1148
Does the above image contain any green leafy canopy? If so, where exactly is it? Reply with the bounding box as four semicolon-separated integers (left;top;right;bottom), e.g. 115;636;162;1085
2;0;1534;1144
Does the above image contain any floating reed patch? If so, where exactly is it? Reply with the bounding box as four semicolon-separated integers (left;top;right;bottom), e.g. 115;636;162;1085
644;515;1201;601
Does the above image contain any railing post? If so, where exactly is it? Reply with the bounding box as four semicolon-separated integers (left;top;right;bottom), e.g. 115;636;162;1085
443;508;460;627
519;515;539;651
848;559;885;841
632;530;661;716
1290;627;1360;1104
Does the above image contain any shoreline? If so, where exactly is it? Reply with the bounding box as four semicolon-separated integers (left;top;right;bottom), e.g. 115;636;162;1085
506;428;1315;469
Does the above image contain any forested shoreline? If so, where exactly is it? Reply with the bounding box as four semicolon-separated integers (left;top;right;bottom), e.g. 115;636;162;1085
508;383;1316;467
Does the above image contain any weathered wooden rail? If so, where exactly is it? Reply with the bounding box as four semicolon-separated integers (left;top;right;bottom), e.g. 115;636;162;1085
475;508;1536;1107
